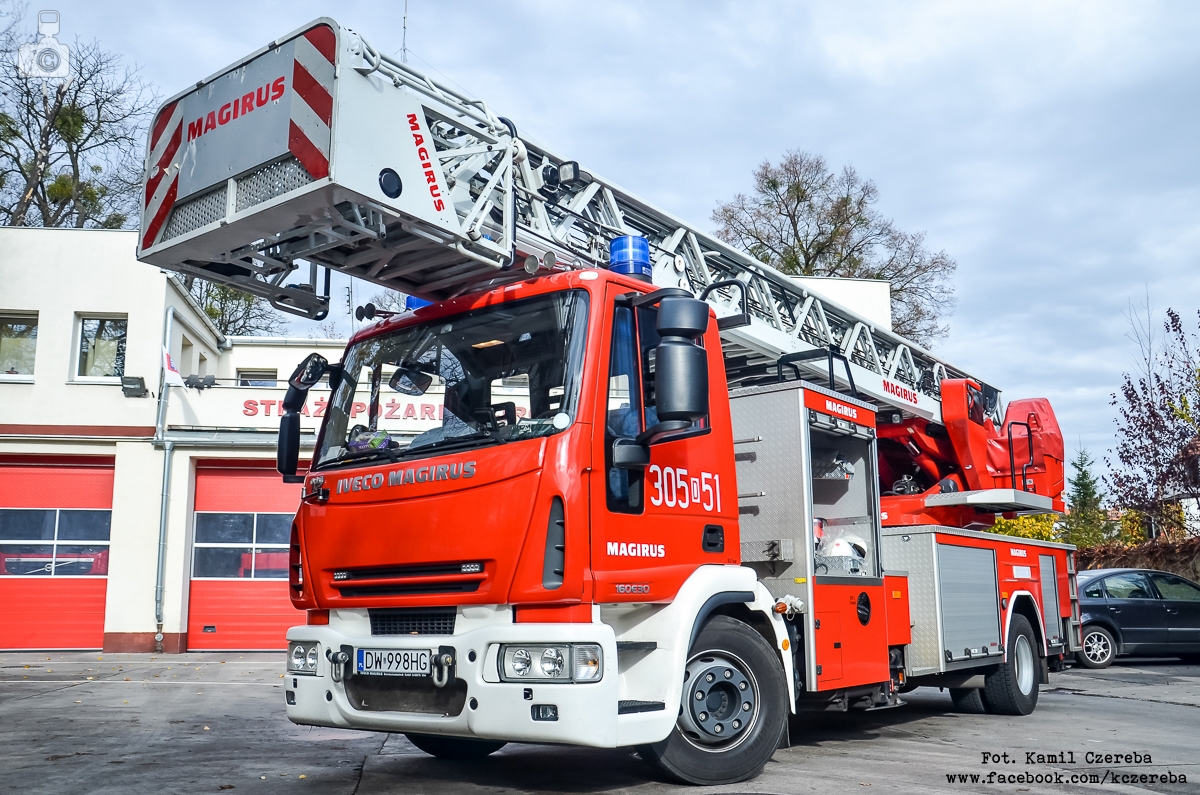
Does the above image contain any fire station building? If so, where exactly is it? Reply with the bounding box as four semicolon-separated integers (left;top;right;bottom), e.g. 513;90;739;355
0;227;433;652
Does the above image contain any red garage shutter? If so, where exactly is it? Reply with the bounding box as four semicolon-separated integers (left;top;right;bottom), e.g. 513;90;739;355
188;461;304;650
0;456;114;650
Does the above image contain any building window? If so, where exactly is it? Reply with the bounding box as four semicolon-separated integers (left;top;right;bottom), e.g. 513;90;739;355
0;508;111;576
192;512;291;579
237;369;278;387
78;316;127;378
0;314;38;376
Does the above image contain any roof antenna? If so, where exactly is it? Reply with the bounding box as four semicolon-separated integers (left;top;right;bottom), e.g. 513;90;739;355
401;0;409;64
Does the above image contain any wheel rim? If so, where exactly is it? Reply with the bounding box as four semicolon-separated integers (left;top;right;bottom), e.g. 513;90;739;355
677;651;760;753
1014;634;1035;695
1083;631;1111;664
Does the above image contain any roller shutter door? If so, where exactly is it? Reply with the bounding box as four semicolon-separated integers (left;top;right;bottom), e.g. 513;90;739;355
188;462;303;650
0;456;114;649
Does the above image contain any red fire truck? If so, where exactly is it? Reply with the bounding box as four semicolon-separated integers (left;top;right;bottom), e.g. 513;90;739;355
136;19;1080;784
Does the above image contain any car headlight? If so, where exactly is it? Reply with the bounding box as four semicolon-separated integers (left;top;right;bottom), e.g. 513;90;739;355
288;642;320;676
499;644;602;683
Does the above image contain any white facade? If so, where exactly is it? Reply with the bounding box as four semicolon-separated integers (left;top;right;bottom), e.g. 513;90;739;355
0;227;389;651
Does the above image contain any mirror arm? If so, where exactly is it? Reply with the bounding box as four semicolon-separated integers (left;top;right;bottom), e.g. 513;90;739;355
635;420;693;447
282;384;308;414
615;287;692;309
327;362;344;393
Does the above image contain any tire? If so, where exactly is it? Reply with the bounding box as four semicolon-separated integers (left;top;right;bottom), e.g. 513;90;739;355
404;733;506;759
639;616;788;785
1076;625;1116;670
949;687;986;713
981;614;1040;716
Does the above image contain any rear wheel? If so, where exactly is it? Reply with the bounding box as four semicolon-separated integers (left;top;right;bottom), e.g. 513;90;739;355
949;687;986;713
639;616;787;785
981;614;1039;716
404;733;506;759
1076;625;1115;669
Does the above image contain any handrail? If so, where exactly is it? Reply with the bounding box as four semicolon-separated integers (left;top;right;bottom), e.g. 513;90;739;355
1007;420;1035;492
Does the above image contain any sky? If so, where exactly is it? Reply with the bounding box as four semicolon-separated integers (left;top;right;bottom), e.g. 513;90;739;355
24;0;1200;464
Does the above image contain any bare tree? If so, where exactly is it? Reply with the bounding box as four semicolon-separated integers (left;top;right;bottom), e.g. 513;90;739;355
0;17;155;228
369;289;409;313
712;150;957;346
189;281;288;337
1106;299;1200;540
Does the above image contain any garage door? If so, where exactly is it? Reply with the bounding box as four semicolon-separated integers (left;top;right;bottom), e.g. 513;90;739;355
188;462;304;650
0;455;114;649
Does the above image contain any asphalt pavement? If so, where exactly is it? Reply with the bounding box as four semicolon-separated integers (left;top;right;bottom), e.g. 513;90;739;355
1;652;1197;794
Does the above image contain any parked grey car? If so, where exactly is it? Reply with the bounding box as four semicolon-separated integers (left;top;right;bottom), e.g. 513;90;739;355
1076;568;1200;668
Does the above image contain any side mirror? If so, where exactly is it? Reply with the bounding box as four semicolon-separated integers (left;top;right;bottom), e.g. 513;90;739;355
650;297;709;435
389;366;433;396
289;353;328;390
278;411;302;482
612;438;650;469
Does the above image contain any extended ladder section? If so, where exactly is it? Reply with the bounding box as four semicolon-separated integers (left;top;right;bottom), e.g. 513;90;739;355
136;17;983;424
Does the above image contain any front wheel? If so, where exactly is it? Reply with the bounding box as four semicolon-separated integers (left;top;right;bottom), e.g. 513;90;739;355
404;733;506;759
982;614;1039;715
639;615;787;785
1076;625;1115;669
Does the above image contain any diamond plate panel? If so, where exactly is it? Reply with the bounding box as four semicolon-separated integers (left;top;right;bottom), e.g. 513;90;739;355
882;529;941;675
235;155;313;212
162;186;226;241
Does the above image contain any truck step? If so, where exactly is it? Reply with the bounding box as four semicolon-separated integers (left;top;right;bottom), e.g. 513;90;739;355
618;700;666;714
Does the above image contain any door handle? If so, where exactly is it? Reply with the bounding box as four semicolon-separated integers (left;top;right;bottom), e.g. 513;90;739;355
1108;607;1121;613
1166;607;1179;615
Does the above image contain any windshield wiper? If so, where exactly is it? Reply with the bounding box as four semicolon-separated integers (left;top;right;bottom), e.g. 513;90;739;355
400;431;504;458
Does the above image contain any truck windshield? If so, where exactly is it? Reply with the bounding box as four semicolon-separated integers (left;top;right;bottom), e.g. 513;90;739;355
314;290;590;470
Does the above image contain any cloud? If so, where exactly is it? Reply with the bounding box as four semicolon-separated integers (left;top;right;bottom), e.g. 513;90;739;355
40;0;1200;462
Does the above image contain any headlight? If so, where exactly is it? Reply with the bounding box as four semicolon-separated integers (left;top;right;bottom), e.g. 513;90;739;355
510;648;531;677
498;644;602;683
288;642;320;676
540;648;565;677
573;644;602;681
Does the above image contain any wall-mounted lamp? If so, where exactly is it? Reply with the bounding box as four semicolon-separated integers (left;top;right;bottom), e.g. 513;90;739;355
120;376;148;398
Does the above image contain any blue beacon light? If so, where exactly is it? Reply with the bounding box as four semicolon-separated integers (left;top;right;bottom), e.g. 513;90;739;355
608;235;652;282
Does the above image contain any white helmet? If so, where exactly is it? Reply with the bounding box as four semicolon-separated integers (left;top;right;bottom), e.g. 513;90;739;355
825;535;867;560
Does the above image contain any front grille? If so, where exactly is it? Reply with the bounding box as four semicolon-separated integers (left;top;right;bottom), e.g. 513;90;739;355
369;607;456;636
162;186;226;241
339;580;481;598
337;562;477;581
331;560;487;599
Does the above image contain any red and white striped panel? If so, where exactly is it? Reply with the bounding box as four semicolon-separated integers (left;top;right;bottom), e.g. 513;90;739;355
289;25;335;180
142;100;182;251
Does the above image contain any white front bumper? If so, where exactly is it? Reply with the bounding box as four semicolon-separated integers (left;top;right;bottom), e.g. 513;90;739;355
284;609;620;747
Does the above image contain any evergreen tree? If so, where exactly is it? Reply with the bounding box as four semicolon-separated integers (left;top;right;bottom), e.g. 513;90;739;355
1062;448;1113;548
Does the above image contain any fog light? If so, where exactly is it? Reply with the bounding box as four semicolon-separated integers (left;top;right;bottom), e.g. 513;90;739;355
573;644;602;681
306;646;319;671
531;704;558;721
511;648;531;677
539;648;565;678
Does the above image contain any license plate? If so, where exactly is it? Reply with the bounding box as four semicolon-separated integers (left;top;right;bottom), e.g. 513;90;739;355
356;648;433;677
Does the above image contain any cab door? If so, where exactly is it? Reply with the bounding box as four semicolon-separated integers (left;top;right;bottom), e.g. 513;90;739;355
589;285;737;604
